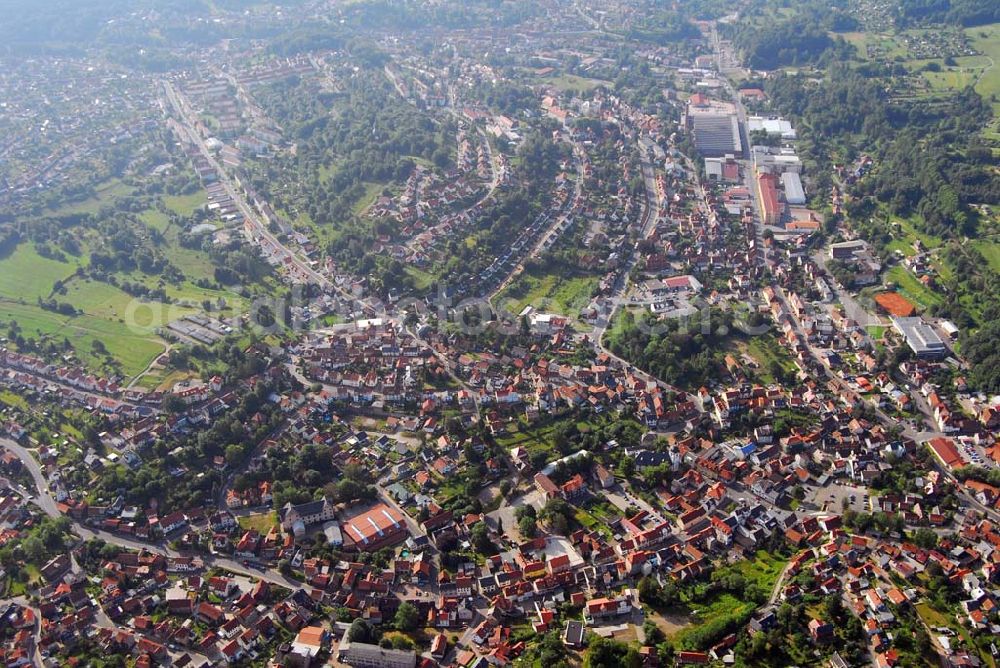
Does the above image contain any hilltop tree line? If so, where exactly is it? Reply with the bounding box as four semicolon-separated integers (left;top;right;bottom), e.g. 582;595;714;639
766;65;999;240
894;0;1000;27
723;0;857;71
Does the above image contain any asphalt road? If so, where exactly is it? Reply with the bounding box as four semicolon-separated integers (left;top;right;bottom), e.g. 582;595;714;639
1;437;301;590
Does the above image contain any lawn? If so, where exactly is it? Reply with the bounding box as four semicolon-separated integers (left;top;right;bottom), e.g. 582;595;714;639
866;325;887;339
740;334;798;382
669;551;788;650
541;73;608;93
885;265;942;309
573;506;613;538
497;267;597;317
495;418;565;462
238;512;278;534
915;601;994;668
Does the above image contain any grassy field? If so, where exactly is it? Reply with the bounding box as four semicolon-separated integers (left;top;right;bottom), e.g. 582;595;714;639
972;239;1000;273
866;325;887;339
541;73;608;93
967;23;1000;140
140;209;172;232
238;512;278;534
163;191;207;216
892;215;943;250
0;285;167;378
0;389;29;410
0;244;170;375
495;418;565;462
48;179;133;217
0;180;245;380
497;267;597;317
915;601;994;668
739;334;798;382
59;276;199;331
351;182;389;216
134;368;198;392
405;265;436;291
0;245;77;301
968;23;1000;107
670;551;787;650
922;66;982;91
885;265;942;309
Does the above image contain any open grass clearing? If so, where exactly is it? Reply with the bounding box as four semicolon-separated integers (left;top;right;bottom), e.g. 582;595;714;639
891;215;943;250
0;300;166;378
405;265;436;291
885;265;942;309
497;266;597;317
163;191;207;217
667;551;787;650
47;179;133;217
495;418;565;462
972;240;1000;273
967;23;1000;111
351;181;389;216
140;209;172;232
59;276;198;332
541;73;608;93
238;511;278;535
0;244;77;302
734;334;798;383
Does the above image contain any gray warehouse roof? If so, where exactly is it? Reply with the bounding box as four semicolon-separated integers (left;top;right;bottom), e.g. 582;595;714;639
781;171;806;205
892;317;946;358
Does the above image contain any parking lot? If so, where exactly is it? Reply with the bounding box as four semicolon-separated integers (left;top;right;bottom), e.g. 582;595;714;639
806;482;869;514
958;438;993;468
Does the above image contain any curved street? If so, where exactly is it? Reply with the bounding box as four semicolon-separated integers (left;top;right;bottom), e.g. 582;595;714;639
1;437;301;590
